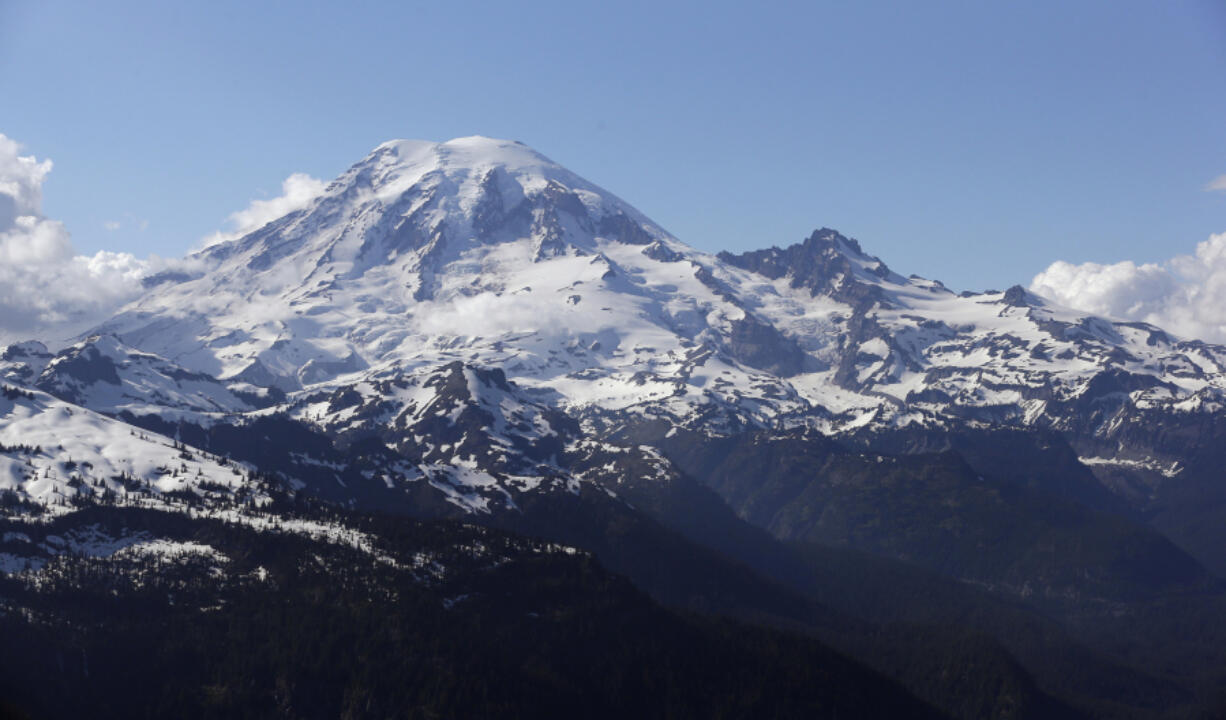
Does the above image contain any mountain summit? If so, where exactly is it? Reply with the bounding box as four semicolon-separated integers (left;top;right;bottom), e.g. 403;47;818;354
203;134;666;284
95;137;809;422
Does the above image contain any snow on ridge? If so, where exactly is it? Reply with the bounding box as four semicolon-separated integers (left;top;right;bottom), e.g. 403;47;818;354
30;333;256;418
1078;455;1182;479
0;386;259;514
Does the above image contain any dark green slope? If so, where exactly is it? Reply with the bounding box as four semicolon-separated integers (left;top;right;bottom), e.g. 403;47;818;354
0;505;942;720
105;411;1226;717
651;428;1214;610
591;425;1226;718
591;463;1191;719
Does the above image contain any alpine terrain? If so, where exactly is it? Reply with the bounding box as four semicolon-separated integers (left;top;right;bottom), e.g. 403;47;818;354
5;137;1226;718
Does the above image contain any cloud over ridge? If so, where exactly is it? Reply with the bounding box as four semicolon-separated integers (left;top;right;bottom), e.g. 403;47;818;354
1031;231;1226;343
198;172;325;249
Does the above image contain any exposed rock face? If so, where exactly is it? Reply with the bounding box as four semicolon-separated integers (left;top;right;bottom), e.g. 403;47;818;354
33;335;256;415
719;228;897;301
0;341;53;385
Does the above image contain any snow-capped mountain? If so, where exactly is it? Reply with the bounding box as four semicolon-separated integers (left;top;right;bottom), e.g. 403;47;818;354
94;137;809;428
718;231;1226;435
6;134;1226;565
77;137;1226;464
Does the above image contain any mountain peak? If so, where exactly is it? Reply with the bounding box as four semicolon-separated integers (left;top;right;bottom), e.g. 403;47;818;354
718;228;899;300
349;136;586;203
186;133;669;281
369;136;554;174
97;136;684;385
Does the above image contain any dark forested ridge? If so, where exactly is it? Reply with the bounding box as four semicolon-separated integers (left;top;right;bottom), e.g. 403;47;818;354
7;490;1224;720
0;504;945;720
8;400;1226;717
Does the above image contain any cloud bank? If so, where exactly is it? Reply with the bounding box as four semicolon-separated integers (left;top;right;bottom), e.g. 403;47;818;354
0;134;148;345
1031;231;1226;343
199;172;325;249
0;133;324;347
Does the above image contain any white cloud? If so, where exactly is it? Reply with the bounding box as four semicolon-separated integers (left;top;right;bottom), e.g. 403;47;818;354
0;136;51;228
1206;175;1226;193
0;134;322;346
199;172;325;249
0;134;149;346
1031;231;1226;343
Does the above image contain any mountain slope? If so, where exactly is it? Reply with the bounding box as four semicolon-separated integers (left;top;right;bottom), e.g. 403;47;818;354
0;384;259;518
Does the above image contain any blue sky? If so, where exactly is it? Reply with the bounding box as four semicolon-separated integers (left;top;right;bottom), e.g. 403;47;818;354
1;0;1224;293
